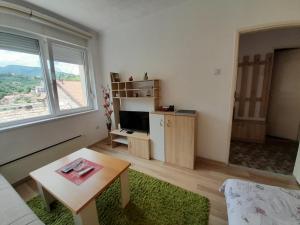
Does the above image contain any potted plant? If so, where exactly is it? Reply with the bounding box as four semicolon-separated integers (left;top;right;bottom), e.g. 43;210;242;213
102;85;113;138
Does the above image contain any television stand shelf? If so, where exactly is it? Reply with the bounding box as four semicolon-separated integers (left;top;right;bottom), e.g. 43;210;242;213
110;129;150;159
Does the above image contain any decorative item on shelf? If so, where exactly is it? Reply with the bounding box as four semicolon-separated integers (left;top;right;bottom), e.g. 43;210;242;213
135;93;139;97
159;105;175;112
129;76;133;81
101;85;113;144
169;105;175;111
144;72;148;80
110;72;120;82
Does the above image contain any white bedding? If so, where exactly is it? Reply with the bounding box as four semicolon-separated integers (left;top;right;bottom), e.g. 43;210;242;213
220;179;300;225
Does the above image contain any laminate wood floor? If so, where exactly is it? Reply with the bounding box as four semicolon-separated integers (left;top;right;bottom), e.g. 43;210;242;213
15;140;299;225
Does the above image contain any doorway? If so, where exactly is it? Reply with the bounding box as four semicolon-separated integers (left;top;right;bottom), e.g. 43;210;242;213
229;28;300;175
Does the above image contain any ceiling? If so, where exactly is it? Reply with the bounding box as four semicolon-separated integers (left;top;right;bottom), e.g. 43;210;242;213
20;0;185;32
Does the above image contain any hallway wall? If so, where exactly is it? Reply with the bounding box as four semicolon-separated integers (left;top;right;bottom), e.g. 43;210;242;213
268;49;300;141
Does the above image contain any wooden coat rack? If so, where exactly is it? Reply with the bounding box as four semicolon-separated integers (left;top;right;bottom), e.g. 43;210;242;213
232;53;273;143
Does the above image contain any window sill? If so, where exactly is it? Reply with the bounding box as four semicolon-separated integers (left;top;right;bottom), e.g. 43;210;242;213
0;109;99;134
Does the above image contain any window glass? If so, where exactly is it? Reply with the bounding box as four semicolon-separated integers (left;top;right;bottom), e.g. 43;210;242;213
51;44;89;111
0;31;94;129
0;49;50;124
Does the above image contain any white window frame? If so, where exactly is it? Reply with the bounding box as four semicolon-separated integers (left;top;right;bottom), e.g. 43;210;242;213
47;39;94;116
0;28;96;130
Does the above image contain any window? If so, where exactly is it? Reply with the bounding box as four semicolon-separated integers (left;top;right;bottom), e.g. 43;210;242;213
49;43;90;112
0;31;94;128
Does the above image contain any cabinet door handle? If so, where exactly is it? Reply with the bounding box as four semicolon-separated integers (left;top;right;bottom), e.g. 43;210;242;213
167;120;171;127
160;119;164;127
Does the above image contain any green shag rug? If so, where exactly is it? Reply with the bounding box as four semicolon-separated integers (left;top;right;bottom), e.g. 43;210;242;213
27;170;209;225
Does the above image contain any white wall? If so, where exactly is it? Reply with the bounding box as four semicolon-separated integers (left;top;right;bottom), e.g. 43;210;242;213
100;0;300;163
268;49;300;140
0;13;107;183
0;135;86;183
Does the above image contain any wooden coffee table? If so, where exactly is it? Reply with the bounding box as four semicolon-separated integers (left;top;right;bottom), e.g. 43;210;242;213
30;148;131;225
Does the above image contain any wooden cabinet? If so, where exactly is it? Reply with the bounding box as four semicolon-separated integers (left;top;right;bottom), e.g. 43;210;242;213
165;115;196;169
149;114;165;161
110;130;150;160
174;116;196;169
111;113;196;168
128;137;150;159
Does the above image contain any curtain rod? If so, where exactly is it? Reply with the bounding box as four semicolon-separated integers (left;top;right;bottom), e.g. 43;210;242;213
0;1;93;39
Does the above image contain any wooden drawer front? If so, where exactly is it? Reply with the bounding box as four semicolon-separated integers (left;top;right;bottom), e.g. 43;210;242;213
128;137;150;159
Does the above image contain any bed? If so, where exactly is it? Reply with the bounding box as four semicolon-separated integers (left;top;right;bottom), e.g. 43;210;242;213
220;179;300;225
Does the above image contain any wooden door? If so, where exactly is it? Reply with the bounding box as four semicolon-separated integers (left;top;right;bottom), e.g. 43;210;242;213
268;49;300;141
174;116;195;169
128;137;150;159
165;115;176;164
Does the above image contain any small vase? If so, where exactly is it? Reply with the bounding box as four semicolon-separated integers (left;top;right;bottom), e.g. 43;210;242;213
144;72;148;80
106;123;112;145
106;123;112;131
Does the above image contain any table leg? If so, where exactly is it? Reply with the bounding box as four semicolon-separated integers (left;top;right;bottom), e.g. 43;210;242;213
120;169;130;208
73;199;100;225
36;182;55;212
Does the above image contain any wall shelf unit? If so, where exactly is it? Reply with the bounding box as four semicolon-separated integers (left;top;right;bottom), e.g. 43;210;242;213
110;73;160;128
111;80;159;99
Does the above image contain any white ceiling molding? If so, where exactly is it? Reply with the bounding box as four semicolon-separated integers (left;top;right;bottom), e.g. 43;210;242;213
0;1;93;39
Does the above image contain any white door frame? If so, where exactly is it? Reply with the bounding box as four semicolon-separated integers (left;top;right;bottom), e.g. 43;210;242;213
226;22;300;168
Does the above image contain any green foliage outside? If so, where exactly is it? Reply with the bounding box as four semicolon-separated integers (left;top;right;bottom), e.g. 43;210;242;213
0;72;80;100
14;96;33;104
57;72;80;81
0;74;41;100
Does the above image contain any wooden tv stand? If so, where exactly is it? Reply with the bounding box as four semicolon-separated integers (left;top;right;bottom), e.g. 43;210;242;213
110;129;150;159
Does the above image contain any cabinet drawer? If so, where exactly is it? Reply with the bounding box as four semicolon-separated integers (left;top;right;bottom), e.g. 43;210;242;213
128;137;150;159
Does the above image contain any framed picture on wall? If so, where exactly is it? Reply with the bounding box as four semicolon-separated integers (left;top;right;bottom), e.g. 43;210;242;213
110;72;120;82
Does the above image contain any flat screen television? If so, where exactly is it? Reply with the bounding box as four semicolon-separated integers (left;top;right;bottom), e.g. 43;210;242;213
119;111;149;133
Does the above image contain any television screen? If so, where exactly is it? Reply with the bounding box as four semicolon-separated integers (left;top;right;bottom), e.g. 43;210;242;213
119;111;149;133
